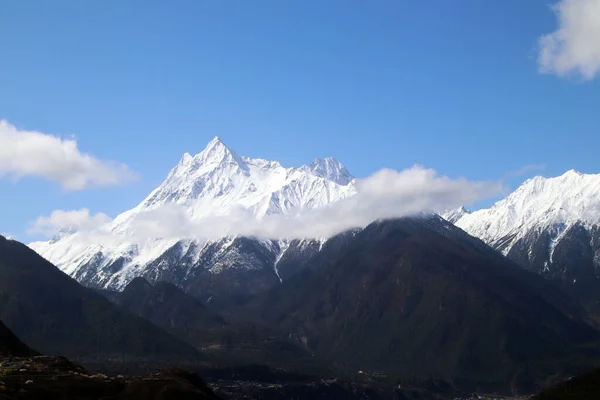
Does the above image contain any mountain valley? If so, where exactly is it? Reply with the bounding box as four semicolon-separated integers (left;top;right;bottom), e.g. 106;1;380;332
8;139;600;397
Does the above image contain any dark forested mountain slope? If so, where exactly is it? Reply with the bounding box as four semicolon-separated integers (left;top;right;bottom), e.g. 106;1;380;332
104;277;312;367
0;235;199;360
0;319;37;356
109;277;226;348
255;216;600;393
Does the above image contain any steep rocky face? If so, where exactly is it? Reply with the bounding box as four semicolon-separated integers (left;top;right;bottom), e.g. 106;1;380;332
504;224;600;282
446;170;600;300
179;237;282;307
274;238;326;281
29;138;355;299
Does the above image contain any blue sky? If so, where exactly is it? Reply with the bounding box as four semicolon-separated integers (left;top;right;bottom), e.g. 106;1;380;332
2;0;600;240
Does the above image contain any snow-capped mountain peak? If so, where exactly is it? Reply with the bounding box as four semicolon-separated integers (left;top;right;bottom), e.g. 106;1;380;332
455;170;600;244
30;137;359;291
450;169;600;284
304;157;353;185
179;152;193;165
134;138;357;219
442;206;471;224
193;136;245;167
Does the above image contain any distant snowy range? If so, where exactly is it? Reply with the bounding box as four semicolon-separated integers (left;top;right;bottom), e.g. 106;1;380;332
447;171;600;292
29;137;600;305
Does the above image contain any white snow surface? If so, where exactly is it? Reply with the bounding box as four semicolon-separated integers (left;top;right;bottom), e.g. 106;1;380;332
29;137;357;288
441;206;470;224
452;170;600;255
120;137;357;221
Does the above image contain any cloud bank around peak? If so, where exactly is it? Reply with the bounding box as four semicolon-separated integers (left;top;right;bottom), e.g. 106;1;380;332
124;165;503;241
28;208;113;237
0;120;137;190
32;166;502;243
538;0;600;80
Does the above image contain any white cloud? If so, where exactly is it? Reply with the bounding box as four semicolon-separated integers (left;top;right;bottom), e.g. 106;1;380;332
126;165;503;241
0;120;137;190
28;208;113;237
538;0;600;80
31;166;501;246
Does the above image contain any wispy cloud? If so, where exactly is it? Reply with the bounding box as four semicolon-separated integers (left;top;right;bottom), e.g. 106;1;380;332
36;165;502;244
507;164;546;177
0;120;137;190
538;0;600;80
28;208;113;237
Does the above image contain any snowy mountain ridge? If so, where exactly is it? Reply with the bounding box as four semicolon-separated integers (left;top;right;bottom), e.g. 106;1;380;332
30;133;600;298
29;137;356;292
446;169;600;285
112;137;357;230
441;206;470;224
450;170;600;251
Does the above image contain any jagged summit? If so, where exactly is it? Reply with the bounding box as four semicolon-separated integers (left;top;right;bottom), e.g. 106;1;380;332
192;136;245;170
450;168;600;286
564;168;583;176
131;138;357;218
198;135;237;155
208;135;223;145
198;135;227;152
305;157;353;185
179;152;194;165
30;137;358;291
455;169;600;244
442;205;470;224
175;137;240;171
